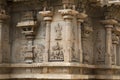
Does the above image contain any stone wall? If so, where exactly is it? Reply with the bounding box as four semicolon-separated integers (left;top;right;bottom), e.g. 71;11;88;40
0;0;120;80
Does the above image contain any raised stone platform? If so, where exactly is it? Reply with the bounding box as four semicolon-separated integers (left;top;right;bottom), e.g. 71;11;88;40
0;63;120;79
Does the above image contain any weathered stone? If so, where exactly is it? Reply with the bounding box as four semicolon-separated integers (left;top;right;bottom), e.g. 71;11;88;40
1;0;120;80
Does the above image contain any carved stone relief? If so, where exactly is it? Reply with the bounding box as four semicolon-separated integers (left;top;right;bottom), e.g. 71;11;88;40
111;45;115;65
82;19;93;64
82;20;93;39
83;49;90;64
111;33;119;65
95;31;105;64
71;42;78;62
20;45;27;62
55;23;62;40
96;45;105;64
34;44;45;63
20;44;45;63
49;42;64;61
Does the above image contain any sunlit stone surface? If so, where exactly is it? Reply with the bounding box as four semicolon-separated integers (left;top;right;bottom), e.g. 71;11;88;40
0;0;120;80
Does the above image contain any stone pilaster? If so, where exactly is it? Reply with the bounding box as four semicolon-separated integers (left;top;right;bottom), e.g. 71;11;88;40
77;13;88;63
59;9;78;62
0;7;9;63
112;33;119;65
101;19;118;65
39;11;53;62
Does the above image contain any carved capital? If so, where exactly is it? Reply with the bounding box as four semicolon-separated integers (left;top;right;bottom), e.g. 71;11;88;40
58;9;78;20
101;19;118;25
77;13;88;23
39;11;53;21
112;33;119;44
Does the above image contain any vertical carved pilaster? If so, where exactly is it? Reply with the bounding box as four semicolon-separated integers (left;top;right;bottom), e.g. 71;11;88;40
0;7;9;63
112;33;119;65
59;9;78;62
39;11;53;62
106;25;113;65
77;13;88;63
101;19;118;65
17;12;37;63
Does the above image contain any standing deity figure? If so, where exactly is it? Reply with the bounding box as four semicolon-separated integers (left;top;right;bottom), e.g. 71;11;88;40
55;24;62;40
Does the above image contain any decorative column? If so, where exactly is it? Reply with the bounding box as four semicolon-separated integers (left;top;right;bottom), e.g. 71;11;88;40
112;33;119;65
101;19;118;65
59;8;78;62
17;12;37;63
39;10;53;62
77;13;88;63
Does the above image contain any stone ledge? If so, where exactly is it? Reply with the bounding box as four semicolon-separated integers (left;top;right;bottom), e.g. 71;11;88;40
0;74;10;79
1;74;120;79
0;63;120;69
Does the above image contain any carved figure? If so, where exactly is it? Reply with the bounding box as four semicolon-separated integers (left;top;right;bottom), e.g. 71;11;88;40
83;51;89;64
50;42;64;61
55;24;62;40
97;45;105;63
20;45;27;61
70;43;78;61
111;45;115;65
34;44;45;62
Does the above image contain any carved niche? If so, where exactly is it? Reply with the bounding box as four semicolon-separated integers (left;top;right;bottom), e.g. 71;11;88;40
111;33;119;65
95;31;105;64
49;42;64;61
82;19;93;64
82;20;93;39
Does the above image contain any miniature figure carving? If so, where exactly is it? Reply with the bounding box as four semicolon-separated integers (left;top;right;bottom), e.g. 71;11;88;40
97;45;105;64
34;44;45;62
83;51;90;64
71;43;78;62
50;42;64;61
111;33;119;65
55;23;62;40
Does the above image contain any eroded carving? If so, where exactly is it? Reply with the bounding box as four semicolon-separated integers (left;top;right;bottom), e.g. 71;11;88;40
82;20;93;39
96;45;105;64
111;33;119;65
83;50;90;64
95;31;105;64
55;23;62;40
49;42;64;61
34;44;45;63
17;11;37;63
71;43;78;62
